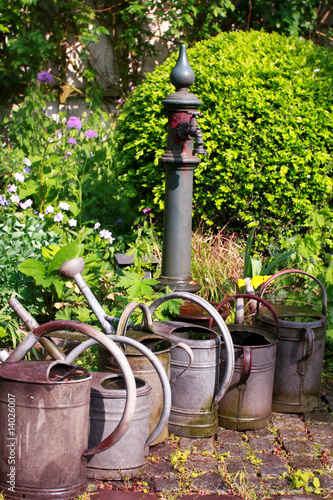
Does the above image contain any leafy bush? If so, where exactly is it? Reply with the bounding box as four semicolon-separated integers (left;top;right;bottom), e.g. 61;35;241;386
114;31;333;247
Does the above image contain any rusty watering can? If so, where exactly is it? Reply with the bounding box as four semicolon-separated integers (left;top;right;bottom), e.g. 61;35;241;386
256;269;327;413
209;294;279;430
0;320;137;500
114;293;234;438
64;332;171;479
100;302;194;445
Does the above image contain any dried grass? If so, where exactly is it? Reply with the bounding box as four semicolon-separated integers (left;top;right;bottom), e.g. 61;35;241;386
191;228;245;303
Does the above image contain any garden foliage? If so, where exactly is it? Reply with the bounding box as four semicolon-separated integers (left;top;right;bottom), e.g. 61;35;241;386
114;31;333;246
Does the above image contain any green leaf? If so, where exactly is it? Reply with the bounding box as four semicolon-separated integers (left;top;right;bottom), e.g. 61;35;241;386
48;241;83;274
18;259;46;279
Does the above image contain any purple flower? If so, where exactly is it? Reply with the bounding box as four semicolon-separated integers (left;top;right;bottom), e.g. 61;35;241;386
23;166;31;174
66;117;82;130
8;184;17;194
45;205;54;214
142;208;151;214
68;218;77;227
117;98;123;105
0;195;8;206
94;222;101;230
14;172;25;182
130;86;135;91
59;202;70;211
117;219;122;223
84;129;98;139
54;212;64;223
67;138;77;145
37;71;53;84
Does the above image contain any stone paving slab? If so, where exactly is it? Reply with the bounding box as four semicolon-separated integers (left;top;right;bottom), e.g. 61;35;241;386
81;392;333;500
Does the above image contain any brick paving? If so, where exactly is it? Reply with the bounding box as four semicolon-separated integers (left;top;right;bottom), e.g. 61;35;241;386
86;382;333;500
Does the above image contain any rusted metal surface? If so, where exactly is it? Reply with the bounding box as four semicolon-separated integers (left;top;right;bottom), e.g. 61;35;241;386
0;320;137;499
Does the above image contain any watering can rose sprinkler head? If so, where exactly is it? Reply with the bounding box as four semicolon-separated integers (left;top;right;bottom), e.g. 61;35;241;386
58;257;115;334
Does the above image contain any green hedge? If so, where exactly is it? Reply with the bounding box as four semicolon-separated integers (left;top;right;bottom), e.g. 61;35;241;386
114;31;333;245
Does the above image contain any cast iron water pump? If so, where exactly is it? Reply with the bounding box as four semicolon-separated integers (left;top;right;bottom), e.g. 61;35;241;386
156;44;207;292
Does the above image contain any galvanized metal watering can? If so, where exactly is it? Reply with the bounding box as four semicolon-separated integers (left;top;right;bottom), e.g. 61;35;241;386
0;320;137;500
209;294;279;430
64;331;171;479
256;269;327;413
115;293;234;438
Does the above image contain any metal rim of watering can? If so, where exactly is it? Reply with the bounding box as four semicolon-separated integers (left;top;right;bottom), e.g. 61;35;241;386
258;269;327;316
64;332;172;447
208;293;280;339
148;292;235;405
209;294;279;387
5;319;137;457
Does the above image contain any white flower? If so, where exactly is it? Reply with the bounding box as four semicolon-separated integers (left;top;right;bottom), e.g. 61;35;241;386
54;212;64;222
313;68;320;72
68;218;77;227
109;236;115;245
38;213;44;220
20;199;33;210
10;194;20;203
99;229;112;239
59;202;70;211
8;184;17;193
23;158;32;167
94;222;101;230
45;205;54;214
14;173;25;182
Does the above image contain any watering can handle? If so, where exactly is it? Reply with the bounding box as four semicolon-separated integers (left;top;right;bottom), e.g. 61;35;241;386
5;320;137;457
64;333;172;447
239;346;252;386
301;327;314;362
208;293;280;338
148;292;235;405
258;269;327;316
116;301;195;369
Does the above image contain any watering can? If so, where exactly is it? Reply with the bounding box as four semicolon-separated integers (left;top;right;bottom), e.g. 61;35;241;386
209;294;279;430
114;293;234;438
256;269;327;413
0;320;137;500
64;332;171;479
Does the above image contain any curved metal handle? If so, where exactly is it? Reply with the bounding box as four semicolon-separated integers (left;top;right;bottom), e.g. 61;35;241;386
258;269;327;316
5;320;137;457
301;327;314;362
239;346;252;386
64;333;171;447
148;292;234;405
116;302;153;336
208;293;280;338
116;301;194;383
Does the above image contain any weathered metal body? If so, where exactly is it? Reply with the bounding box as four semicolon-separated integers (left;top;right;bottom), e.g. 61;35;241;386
148;293;235;438
87;374;151;480
257;270;327;413
0;320;137;500
98;333;171;446
211;294;279;431
155;44;206;292
0;361;91;500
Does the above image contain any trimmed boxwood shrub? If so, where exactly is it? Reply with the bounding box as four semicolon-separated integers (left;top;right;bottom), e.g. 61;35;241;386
114;31;333;245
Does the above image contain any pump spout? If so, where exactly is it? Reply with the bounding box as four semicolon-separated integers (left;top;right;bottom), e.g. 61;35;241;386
177;112;207;156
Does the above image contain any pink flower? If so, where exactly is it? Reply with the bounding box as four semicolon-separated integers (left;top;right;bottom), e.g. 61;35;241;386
84;129;98;139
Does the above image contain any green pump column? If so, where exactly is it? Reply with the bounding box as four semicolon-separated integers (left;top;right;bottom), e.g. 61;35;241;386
155;44;206;292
